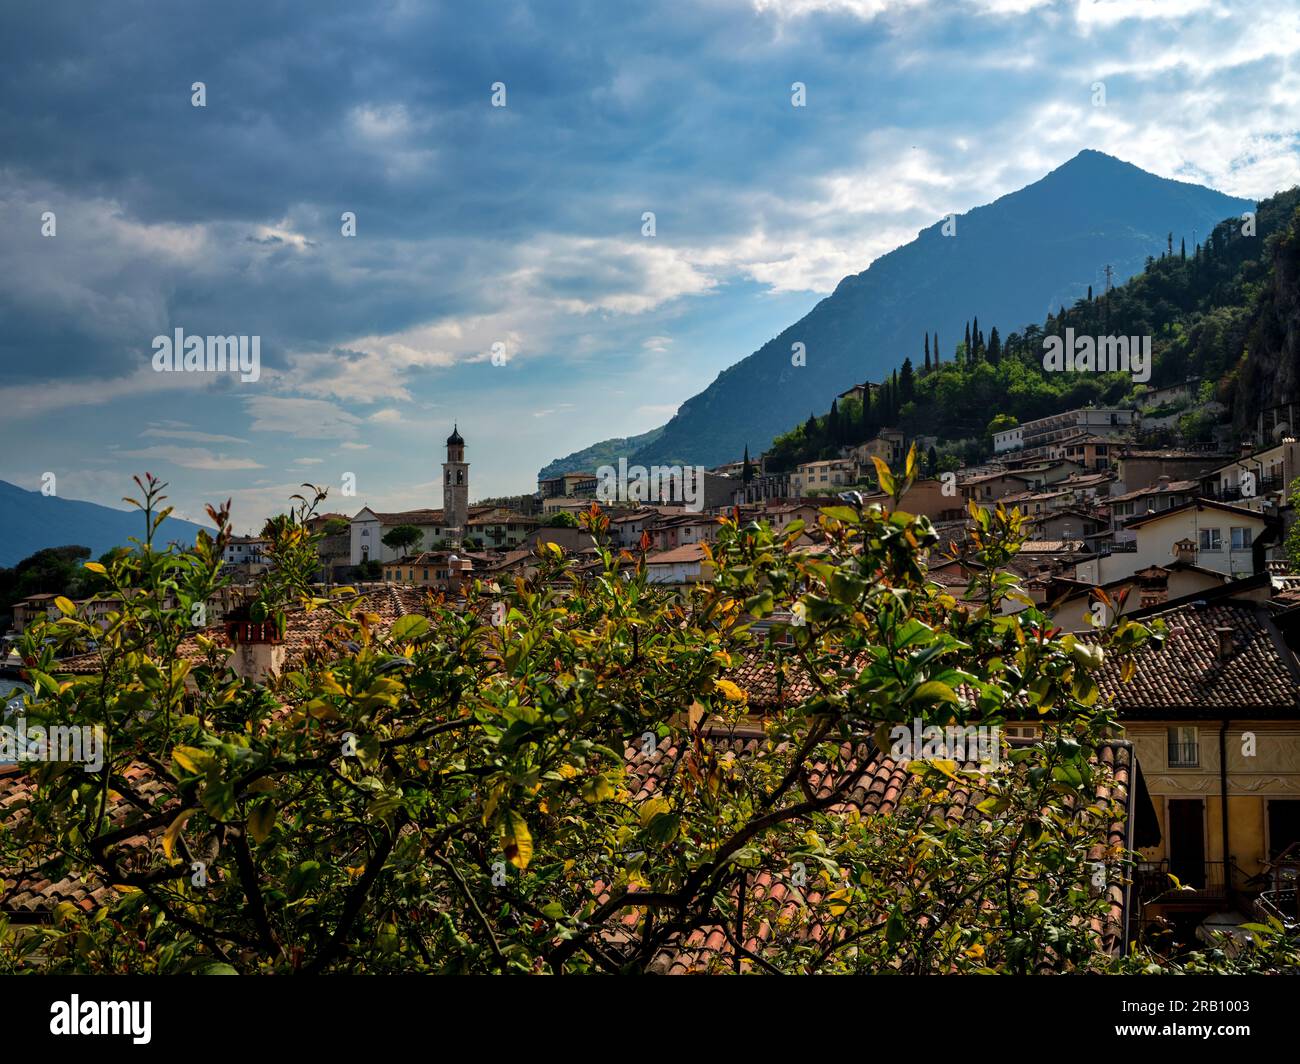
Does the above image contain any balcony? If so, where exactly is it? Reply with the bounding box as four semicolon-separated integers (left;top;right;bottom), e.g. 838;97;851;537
1253;889;1299;930
1203;476;1283;503
1166;741;1200;768
1136;859;1233;903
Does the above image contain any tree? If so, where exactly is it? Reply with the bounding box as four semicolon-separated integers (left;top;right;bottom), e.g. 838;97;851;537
0;545;95;627
742;445;754;485
1283;478;1300;574
899;358;915;404
986;413;1019;454
9;473;1299;975
381;524;425;555
545;511;579;527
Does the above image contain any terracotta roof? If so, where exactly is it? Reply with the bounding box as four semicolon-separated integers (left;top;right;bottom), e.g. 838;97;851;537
0;759;176;919
363;508;446;525
51;585;433;675
1018;540;1086;553
1094;600;1300;716
1106;480;1200;504
1123;498;1271;530
621;732;1135;972
646;543;708;565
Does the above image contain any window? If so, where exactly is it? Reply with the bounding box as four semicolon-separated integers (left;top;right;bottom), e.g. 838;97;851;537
1167;726;1199;768
1004;725;1040;740
1231;527;1253;550
1199;528;1222;552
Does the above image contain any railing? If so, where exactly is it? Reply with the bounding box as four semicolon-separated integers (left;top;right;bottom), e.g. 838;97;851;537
1166;741;1200;768
1254;889;1299;929
1203;477;1283;502
1136;859;1232;901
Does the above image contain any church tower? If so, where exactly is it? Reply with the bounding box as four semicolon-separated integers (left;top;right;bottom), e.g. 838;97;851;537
443;424;469;532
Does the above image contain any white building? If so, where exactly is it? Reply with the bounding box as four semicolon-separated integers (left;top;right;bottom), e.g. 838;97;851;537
994;408;1137;455
1076;499;1272;585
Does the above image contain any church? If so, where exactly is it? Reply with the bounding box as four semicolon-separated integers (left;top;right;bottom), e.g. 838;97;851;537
347;425;477;567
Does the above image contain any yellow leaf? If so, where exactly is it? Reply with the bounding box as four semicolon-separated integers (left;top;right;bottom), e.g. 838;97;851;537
171;746;209;775
162;808;198;860
714;678;747;702
54;596;77;618
503;811;533;869
639;797;671;826
83;562;107;575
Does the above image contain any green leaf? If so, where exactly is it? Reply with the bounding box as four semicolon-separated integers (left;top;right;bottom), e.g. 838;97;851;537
389;615;429;642
819;506;860;524
247;800;277;844
885;905;906;944
200;780;238;822
911;680;958;706
871;456;896;497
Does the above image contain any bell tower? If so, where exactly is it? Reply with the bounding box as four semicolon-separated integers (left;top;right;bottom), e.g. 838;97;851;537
443;424;469;532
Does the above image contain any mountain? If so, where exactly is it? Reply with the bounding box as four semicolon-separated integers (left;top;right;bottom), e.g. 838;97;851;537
763;183;1300;473
0;480;213;567
551;151;1253;473
538;425;665;482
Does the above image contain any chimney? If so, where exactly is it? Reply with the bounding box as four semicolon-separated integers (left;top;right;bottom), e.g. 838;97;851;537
1157;474;1171;491
225;608;286;684
1240;441;1253;458
1214;626;1235;664
1172;537;1197;564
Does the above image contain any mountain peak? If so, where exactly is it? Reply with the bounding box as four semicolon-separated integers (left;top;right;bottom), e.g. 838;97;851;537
552;156;1255;472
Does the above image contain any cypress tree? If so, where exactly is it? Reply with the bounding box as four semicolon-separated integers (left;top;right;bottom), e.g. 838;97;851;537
900;358;915;404
742;445;753;484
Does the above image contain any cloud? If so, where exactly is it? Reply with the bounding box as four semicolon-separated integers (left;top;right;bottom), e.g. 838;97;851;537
117;445;263;471
141;427;248;445
243;396;364;440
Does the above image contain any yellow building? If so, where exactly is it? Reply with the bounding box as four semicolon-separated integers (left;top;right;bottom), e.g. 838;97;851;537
1095;589;1300;926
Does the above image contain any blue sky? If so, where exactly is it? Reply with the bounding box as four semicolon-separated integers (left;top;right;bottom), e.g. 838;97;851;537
2;0;1297;532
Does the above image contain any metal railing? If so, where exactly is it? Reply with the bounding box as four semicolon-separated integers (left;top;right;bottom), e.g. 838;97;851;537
1136;859;1232;900
1254;889;1299;929
1166;741;1200;768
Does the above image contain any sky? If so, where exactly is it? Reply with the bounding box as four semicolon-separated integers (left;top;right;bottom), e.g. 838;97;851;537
1;0;1298;532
